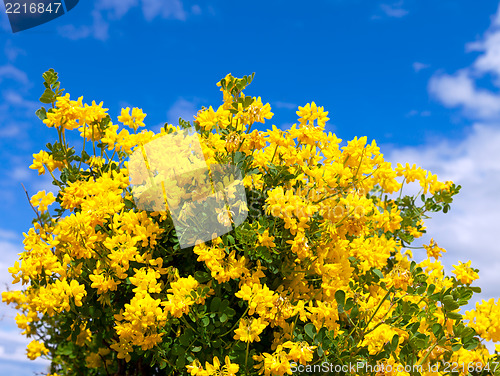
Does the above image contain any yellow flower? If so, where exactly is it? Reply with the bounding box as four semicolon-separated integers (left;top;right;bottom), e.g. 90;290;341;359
26;340;49;360
29;150;64;175
234;316;269;342
258;229;276;248
452;260;479;284
30;190;56;214
187;356;239;376
423;238;446;260
118;107;146;131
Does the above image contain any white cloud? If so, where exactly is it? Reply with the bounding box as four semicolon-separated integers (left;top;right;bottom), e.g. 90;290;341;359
429;70;500;119
274;101;297;110
0;8;11;32
10;166;31;181
387;123;500;302
429;5;500;120
4;41;26;63
378;1;408;18
2;91;39;116
58;10;109;41
96;0;139;19
467;31;500;80
166;98;198;125
412;62;430;72
191;4;202;15
0;125;20;138
141;0;186;21
58;0;189;40
0;237;50;371
0;65;28;85
406;109;431;117
0;229;19;241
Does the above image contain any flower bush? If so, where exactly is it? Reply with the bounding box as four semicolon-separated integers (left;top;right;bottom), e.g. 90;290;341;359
3;69;500;376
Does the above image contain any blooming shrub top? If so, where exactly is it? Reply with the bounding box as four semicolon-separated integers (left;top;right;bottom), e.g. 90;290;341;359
2;69;499;376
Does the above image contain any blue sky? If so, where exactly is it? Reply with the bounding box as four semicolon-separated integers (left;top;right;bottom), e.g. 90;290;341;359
1;0;500;374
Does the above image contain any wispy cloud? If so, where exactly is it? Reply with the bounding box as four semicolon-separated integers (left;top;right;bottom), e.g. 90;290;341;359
0;236;50;373
58;10;109;41
388;123;500;302
191;4;202;15
429;4;500;120
406;109;431;117
4;41;26;63
96;0;139;19
412;62;430;73
166;97;199;125
0;65;28;85
2;91;39;117
273;101;297;110
141;0;186;21
373;1;409;19
0;8;11;32
429;70;500;119
58;0;195;41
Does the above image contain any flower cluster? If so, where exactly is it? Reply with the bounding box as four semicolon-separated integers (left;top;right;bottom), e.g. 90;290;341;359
2;71;496;376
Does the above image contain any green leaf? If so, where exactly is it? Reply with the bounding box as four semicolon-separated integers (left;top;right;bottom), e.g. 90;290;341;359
194;271;211;283
391;334;399;351
372;269;384;279
179;333;191;346
36;107;47;121
427;284;436;296
210;297;221;312
40;88;55;104
304;323;315;339
219;313;228;323
410;261;416;273
463;338;478;350
335;290;346;307
442;295;460;311
409;337;425;350
447;311;462;320
344;298;354;312
431;323;442;336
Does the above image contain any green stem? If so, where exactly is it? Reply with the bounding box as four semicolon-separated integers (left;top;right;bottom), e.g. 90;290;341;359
221;305;249;337
245;339;250;375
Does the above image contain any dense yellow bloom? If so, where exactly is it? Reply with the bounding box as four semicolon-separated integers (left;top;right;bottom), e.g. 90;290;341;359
234;316;269;342
424;238;446;260
29;150;65;175
6;73;484;374
162;276;208;318
187;356;239;376
89;270;121;294
43;93;85;130
30;190;56;214
296;101;329;129
452;260;479;284
465;298;500;341
258;229;276;248
282;341;316;364
118;107;146;131
361;324;408;355
26;340;49;360
253;345;292;376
